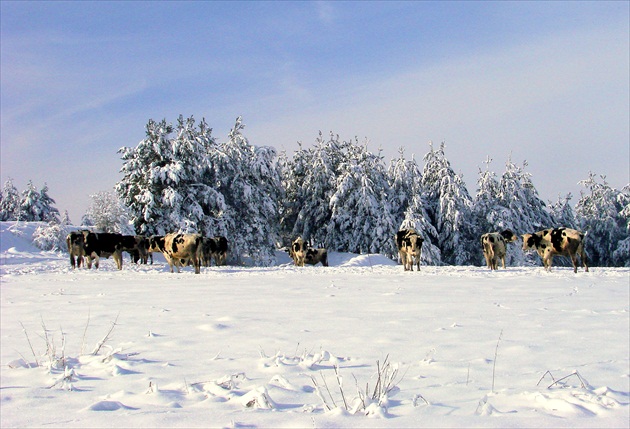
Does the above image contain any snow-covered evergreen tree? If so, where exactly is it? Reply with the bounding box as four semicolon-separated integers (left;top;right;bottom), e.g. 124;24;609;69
278;142;311;246
471;157;505;235
387;147;422;229
167;115;226;234
575;173;629;266
326;140;397;256
284;132;344;247
400;195;442;265
211;117;282;265
18;180;51;222
0;178;21;221
613;184;630;266
117;118;176;235
420;142;474;265
38;183;60;222
497;158;554;233
548;193;577;229
83;191;134;234
61;210;72;226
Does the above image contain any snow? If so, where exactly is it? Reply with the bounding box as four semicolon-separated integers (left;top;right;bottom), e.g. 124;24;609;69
1;222;629;428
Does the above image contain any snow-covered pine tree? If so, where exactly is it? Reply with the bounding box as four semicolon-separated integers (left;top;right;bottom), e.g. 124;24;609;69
496;157;554;266
471;157;506;235
18;180;45;221
38;183;60;222
548;193;577;229
277;142;311;247
420;142;475;265
61;210;72;226
400;194;442;265
288;132;344;247
211;117;281;265
326;140;397;256
83;191;134;234
0;178;21;221
575;173;629;266
613;184;630;266
169;115;226;234
117;119;176;235
387;147;422;229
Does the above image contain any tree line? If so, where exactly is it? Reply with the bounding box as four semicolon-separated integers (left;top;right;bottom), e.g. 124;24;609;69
3;115;628;267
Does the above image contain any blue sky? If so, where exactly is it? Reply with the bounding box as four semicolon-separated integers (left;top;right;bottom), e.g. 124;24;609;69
1;1;628;223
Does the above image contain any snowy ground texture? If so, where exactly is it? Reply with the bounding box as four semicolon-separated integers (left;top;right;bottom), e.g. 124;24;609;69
1;222;629;428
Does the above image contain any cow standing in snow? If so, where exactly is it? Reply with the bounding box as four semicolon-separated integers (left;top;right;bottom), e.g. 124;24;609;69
290;237;307;267
481;230;517;270
150;233;203;274
396;229;423;271
304;247;329;266
66;231;87;269
522;227;589;273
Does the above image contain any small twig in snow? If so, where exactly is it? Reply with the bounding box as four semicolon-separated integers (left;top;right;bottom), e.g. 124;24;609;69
491;329;503;393
92;313;119;356
19;321;39;367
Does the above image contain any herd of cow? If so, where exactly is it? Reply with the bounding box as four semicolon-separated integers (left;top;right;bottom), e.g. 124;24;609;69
66;226;589;274
394;226;589;273
66;230;228;274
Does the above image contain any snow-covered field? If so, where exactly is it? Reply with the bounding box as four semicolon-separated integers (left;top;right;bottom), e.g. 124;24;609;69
1;222;628;428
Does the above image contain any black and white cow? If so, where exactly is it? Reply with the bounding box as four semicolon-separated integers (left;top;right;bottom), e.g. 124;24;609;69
291;237;307;267
201;237;217;267
396;229;423;271
304;247;329;266
201;236;229;267
66;231;87;269
120;235;149;264
522;227;589;273
213;236;228;266
480;230;517;270
151;233;203;274
81;231;124;270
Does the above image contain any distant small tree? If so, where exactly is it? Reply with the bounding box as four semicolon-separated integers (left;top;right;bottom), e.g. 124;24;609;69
18;180;43;221
39;183;60;222
83;191;134;234
0;178;21;221
61;210;72;226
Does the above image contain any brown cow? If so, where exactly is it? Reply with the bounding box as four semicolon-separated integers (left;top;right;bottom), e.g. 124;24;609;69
522;227;588;273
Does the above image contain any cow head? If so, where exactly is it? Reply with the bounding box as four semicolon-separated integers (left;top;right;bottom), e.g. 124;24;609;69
148;235;165;253
500;230;517;243
521;233;541;251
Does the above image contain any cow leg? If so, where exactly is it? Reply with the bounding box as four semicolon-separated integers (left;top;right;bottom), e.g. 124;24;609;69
114;251;123;270
70;255;76;269
570;253;579;273
93;254;100;269
579;247;589;272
